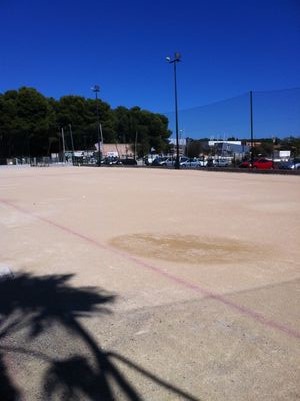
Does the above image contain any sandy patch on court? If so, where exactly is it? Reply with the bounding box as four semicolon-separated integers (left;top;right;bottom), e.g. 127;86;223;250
110;234;260;264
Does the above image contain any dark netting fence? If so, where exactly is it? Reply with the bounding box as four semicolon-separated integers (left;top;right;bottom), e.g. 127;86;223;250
164;88;300;140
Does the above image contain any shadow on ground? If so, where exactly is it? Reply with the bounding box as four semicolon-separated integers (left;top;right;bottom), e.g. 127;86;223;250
0;273;200;401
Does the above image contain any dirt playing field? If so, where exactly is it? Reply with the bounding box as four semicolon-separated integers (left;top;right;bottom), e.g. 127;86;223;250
0;165;299;400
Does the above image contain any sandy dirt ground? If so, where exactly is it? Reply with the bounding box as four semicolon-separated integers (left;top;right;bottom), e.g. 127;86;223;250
0;165;299;401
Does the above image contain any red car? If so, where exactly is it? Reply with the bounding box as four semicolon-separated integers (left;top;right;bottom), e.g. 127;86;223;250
253;158;274;169
239;159;274;169
239;160;251;168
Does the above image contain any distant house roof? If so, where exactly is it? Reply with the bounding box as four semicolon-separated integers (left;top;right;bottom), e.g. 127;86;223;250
215;142;250;154
95;143;133;157
208;140;241;146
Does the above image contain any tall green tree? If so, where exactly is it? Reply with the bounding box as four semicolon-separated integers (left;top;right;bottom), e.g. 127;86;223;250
0;86;171;159
0;87;55;157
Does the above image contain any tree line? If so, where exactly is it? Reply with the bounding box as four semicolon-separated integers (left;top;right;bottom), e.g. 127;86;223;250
0;87;171;158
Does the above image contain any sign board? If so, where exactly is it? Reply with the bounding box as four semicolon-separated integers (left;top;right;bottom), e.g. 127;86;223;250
279;151;291;158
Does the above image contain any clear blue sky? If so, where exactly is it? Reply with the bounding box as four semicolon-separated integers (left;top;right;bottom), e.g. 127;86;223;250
1;0;299;137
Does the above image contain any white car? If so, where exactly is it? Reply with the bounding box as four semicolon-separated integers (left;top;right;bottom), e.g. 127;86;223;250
180;158;201;168
197;159;208;167
214;159;230;167
161;157;175;167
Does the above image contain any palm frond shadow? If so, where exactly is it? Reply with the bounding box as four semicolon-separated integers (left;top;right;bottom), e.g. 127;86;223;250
0;352;21;401
0;273;200;401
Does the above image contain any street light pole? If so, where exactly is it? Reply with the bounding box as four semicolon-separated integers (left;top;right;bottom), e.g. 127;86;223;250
250;90;254;168
61;127;66;163
166;52;181;169
91;85;101;167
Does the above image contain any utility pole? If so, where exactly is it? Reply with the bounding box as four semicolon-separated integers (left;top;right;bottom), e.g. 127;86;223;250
134;131;138;160
61;127;66;163
100;123;104;147
69;124;75;164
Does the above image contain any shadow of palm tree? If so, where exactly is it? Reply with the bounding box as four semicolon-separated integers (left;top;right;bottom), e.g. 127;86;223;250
0;273;200;401
0;273;113;339
0;351;21;401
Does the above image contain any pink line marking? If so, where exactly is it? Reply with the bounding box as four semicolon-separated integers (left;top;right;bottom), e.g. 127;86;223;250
1;198;299;340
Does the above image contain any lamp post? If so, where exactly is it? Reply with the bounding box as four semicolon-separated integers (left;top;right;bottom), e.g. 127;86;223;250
166;52;181;169
91;85;101;167
250;90;254;168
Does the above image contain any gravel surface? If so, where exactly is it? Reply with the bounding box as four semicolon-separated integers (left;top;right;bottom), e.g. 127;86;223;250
0;166;299;400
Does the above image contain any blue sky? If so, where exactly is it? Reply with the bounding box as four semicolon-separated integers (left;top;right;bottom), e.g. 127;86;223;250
1;0;299;137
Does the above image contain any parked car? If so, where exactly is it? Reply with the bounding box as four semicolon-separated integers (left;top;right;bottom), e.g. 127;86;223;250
180;158;201;168
160;157;175;167
291;158;300;169
206;158;215;167
178;157;191;167
214;158;230;167
87;157;98;165
239;160;251;168
278;158;300;170
103;157;122;165
253;158;274;169
278;160;292;170
120;158;137;165
198;158;208;167
151;157;168;166
239;159;274;169
144;154;159;165
205;158;229;167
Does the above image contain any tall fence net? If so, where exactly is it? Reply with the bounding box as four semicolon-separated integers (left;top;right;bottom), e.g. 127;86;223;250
164;88;300;140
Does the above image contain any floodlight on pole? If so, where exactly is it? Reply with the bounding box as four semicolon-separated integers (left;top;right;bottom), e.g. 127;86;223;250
91;85;101;167
250;90;254;168
166;52;181;169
